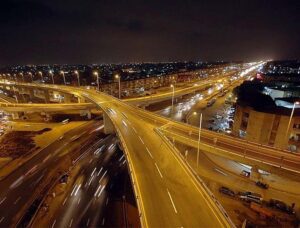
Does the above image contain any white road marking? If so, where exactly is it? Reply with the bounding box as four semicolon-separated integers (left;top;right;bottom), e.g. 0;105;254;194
69;218;73;227
102;218;105;225
99;170;107;182
14;196;21;205
78;198;81;205
139;136;144;145
91;168;97;177
97;167;103;176
0;197;6;205
71;185;77;196
154;163;163;178
167;189;177;214
63;197;68;206
146;147;153;159
106;197;109;205
94;185;102;197
132;127;137;133
86;218;90;227
51;220;56;228
0;217;4;224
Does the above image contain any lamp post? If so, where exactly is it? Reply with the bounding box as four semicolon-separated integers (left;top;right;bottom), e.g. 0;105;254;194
28;72;33;82
49;70;54;84
93;71;100;91
115;74;121;99
38;71;43;82
74;70;80;87
170;84;175;113
285;101;299;142
60;71;66;85
19;72;24;82
196;112;203;168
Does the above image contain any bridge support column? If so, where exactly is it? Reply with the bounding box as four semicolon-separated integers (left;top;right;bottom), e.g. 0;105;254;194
103;113;115;134
44;90;50;103
77;96;85;103
63;94;72;103
11;112;20;120
29;89;35;100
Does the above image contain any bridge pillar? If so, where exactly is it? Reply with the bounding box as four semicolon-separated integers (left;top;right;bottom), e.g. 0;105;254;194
44;90;50;103
77;96;85;103
29;89;35;100
103;112;115;134
63;94;72;103
11;112;20;120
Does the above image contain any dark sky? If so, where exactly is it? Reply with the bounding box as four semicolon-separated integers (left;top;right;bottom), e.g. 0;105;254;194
0;0;299;66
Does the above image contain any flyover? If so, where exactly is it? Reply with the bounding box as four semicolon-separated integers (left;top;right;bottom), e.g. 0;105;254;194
0;81;233;227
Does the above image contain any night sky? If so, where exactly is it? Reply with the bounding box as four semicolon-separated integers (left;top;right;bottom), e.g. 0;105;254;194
0;0;299;66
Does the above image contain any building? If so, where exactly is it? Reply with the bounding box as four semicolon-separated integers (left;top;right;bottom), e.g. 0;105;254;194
232;81;300;152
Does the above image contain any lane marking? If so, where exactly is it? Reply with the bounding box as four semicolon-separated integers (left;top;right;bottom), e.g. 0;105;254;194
138;136;144;145
63;197;68;206
167;189;177;214
14;196;21;205
132;127;137;133
0;217;4;224
154;163;163;178
51;219;56;228
146;147;153;159
0;197;6;205
69;218;73;227
86;218;90;227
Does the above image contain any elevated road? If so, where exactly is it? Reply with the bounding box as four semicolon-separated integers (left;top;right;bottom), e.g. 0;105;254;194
0;102;95;112
0;81;232;227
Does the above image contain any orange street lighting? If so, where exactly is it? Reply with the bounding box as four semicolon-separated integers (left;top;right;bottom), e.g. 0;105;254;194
74;70;80;87
115;74;121;98
60;71;66;85
93;71;100;91
286;101;300;140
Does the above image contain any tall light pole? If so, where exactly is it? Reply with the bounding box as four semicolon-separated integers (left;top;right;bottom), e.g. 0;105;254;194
38;71;43;82
49;70;54;84
93;71;100;91
19;72;24;82
74;70;80;87
60;71;66;85
285;101;299;142
115;74;121;99
196;112;203;168
28;72;33;82
170;84;175;113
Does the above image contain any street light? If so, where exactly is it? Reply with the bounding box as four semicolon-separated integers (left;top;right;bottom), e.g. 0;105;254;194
93;71;100;91
285;101;299;141
38;71;43;82
170;84;175;113
194;112;203;168
28;72;33;82
60;71;66;85
49;70;54;84
74;70;80;87
115;74;121;99
19;72;24;82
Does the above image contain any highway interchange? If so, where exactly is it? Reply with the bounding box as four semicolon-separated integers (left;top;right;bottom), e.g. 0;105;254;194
1;62;298;227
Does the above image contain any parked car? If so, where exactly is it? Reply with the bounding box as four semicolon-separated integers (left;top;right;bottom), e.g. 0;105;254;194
219;186;235;197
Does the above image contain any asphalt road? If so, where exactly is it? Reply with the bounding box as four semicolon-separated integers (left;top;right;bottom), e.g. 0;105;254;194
50;135;129;228
0;121;104;227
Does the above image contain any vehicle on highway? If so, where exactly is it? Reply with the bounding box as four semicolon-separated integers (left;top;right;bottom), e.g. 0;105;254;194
207;98;216;107
256;181;269;189
240;170;250;178
219;186;235;197
61;119;69;124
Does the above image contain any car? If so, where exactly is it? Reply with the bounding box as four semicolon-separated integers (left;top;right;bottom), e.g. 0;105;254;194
256;181;269;189
241;170;250;178
219;186;235;197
